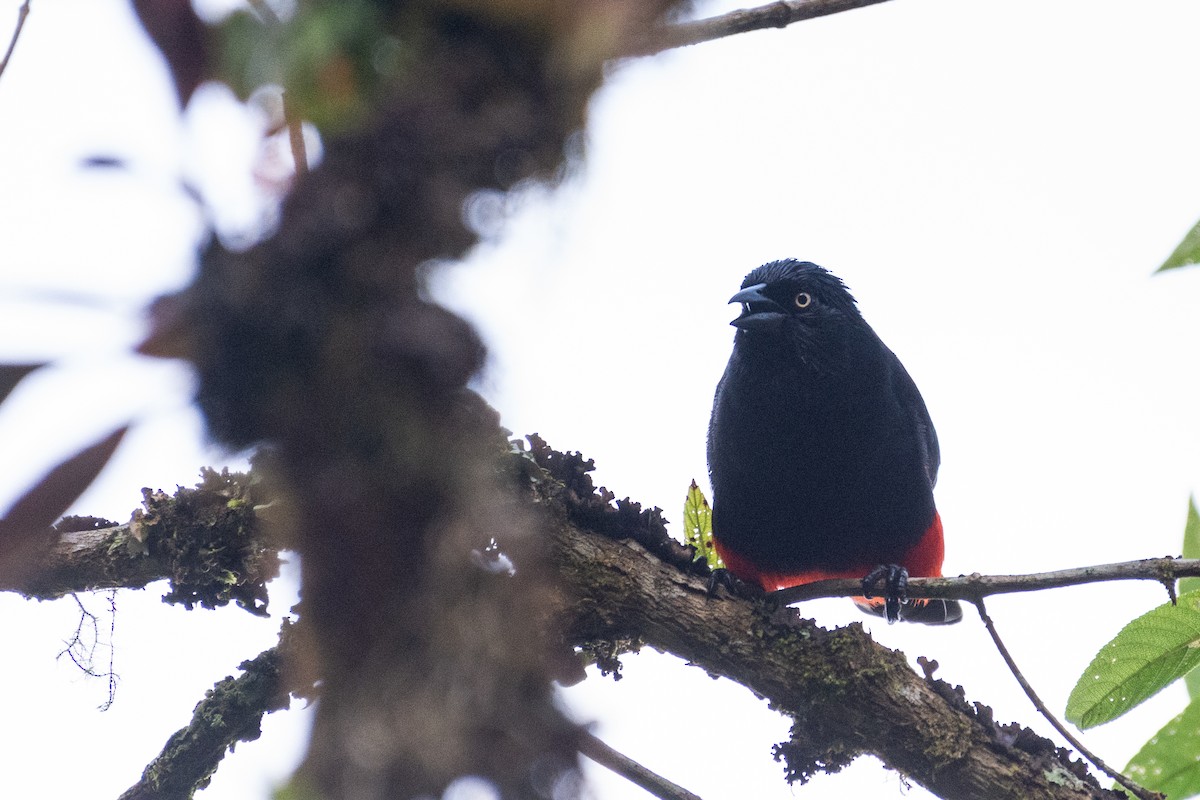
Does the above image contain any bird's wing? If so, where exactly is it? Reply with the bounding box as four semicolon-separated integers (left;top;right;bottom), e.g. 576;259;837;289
887;349;940;488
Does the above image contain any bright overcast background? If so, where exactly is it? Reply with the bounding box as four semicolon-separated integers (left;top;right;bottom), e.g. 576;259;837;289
3;1;1200;798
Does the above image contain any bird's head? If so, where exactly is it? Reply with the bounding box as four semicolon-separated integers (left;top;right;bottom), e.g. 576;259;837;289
729;260;861;336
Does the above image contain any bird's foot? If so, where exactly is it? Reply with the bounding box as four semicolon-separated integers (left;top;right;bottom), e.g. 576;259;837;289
706;567;736;597
862;564;908;624
707;568;765;602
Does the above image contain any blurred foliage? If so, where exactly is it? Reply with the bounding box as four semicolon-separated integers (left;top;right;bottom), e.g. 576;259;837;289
214;1;404;132
0;422;127;586
0;363;43;405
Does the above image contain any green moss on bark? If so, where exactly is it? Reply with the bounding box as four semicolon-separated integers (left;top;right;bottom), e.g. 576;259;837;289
133;468;279;616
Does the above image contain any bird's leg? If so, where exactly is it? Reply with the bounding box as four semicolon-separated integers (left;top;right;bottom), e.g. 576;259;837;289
706;568;735;597
862;564;908;624
707;568;766;602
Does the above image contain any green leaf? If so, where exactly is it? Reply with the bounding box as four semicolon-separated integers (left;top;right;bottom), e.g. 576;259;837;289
212;1;396;133
1182;497;1200;701
1067;589;1200;729
1181;497;1200;596
212;10;275;99
1157;218;1200;272
1124;694;1200;798
683;480;722;570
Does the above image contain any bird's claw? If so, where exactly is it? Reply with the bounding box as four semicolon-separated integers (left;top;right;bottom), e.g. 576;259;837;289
862;564;909;624
707;567;737;597
707;568;766;602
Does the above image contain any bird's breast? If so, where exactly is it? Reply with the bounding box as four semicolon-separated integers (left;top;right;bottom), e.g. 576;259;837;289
709;350;934;571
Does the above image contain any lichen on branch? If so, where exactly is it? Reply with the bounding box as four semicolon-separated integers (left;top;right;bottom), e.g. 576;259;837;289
5;469;279;615
133;467;278;616
118;623;298;800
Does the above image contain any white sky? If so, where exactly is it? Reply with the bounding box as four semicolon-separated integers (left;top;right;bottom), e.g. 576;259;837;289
3;1;1200;798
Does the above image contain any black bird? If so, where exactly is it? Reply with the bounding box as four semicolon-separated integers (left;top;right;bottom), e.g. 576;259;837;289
707;259;961;624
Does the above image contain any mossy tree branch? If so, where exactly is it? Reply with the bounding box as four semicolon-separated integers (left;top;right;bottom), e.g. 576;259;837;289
104;441;1128;800
118;629;295;800
522;438;1125;800
5;469;279;617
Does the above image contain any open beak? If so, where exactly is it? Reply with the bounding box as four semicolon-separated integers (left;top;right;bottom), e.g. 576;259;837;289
729;283;786;331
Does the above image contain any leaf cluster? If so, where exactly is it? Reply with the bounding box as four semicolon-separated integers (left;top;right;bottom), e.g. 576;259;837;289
1067;499;1200;798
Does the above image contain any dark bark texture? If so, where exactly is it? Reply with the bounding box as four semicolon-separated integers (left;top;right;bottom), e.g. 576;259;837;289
523;437;1124;800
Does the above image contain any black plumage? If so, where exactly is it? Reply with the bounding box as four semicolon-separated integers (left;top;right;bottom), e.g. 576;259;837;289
707;259;959;624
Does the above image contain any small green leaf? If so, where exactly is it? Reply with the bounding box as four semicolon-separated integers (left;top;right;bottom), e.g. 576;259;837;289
1181;497;1200;597
1067;589;1200;729
683;480;722;570
1157;217;1200;272
1179;496;1200;703
1123;694;1200;798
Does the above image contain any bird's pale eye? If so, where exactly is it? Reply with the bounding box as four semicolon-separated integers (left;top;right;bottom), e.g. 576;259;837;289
794;292;812;309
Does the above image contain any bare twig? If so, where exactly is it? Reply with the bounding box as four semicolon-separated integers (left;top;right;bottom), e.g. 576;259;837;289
579;730;704;800
972;597;1162;800
771;557;1200;607
631;0;894;56
283;91;308;177
0;0;30;84
56;592;118;710
240;1;307;177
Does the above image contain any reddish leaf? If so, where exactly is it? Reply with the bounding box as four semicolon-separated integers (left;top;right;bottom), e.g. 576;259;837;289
0;520;52;586
1;427;129;537
136;293;193;360
0;363;45;406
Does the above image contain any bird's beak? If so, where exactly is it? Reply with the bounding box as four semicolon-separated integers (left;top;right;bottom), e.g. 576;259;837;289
729;283;786;330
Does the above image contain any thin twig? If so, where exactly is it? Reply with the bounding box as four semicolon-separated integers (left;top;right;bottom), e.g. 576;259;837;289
0;0;31;84
578;730;704;800
630;0;894;57
972;597;1162;800
771;556;1198;607
241;0;307;177
56;592;118;710
103;589;118;709
283;91;308;177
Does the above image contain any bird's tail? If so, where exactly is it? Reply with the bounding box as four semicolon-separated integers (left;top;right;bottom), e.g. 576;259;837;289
854;597;963;625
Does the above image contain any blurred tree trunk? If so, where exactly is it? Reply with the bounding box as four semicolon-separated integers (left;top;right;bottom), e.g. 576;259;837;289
139;3;676;797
